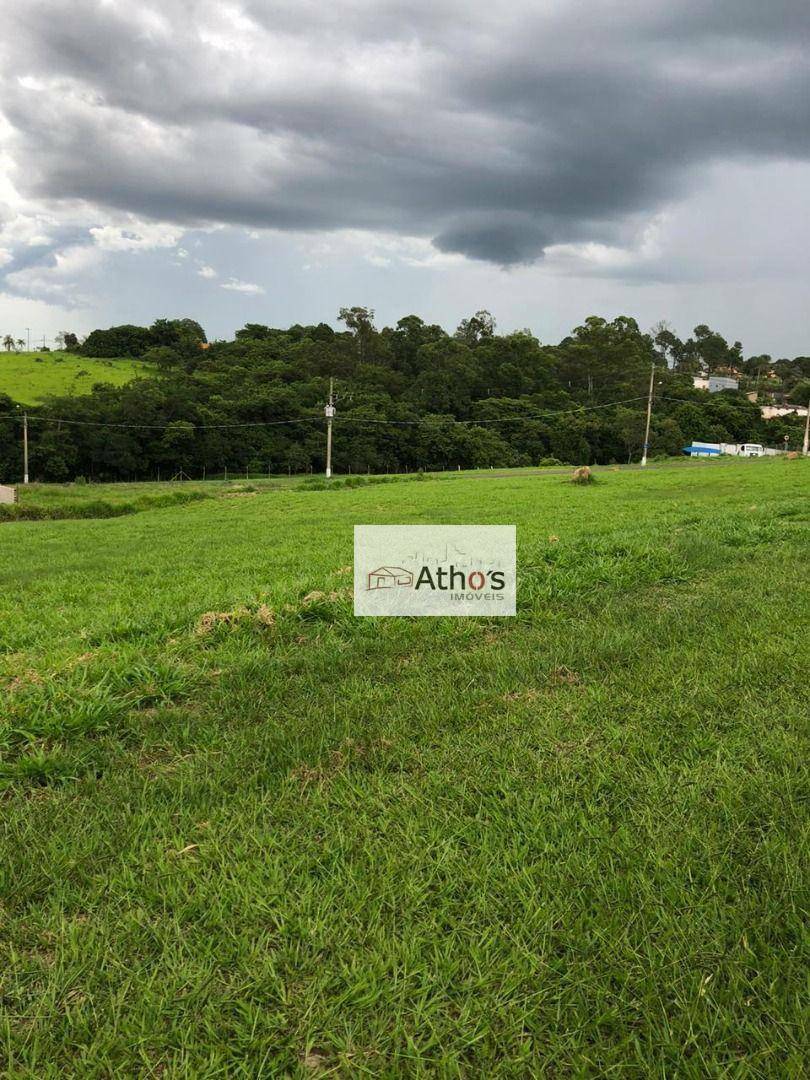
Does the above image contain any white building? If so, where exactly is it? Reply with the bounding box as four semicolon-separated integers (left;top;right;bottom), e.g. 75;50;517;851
692;374;739;393
708;375;739;393
760;403;808;420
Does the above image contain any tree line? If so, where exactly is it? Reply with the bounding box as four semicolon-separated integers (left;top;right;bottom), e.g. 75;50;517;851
1;311;807;482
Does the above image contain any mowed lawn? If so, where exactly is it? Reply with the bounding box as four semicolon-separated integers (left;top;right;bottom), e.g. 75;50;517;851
0;461;807;1076
0;352;152;405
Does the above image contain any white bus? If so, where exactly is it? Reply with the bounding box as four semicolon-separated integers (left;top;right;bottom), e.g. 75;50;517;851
684;442;772;457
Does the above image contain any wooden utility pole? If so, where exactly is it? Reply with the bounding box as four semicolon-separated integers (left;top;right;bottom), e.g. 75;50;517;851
325;378;335;478
22;412;29;484
640;363;655;468
802;400;810;457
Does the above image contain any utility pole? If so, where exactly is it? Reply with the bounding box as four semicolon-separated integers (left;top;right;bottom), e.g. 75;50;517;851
324;377;335;478
22;412;29;484
25;327;30;351
802;400;810;456
640;362;655;468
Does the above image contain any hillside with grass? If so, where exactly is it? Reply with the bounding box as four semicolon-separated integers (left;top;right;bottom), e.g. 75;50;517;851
0;351;153;406
1;458;807;1075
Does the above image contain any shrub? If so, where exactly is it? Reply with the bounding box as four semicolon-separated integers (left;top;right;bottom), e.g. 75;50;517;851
571;466;594;484
0;489;211;523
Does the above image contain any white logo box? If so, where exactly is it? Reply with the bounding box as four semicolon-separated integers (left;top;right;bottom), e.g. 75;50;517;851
354;524;516;617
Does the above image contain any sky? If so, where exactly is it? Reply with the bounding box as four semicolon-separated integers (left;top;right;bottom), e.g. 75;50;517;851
0;0;808;355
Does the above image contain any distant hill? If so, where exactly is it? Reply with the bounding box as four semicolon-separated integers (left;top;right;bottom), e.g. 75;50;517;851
0;351;154;405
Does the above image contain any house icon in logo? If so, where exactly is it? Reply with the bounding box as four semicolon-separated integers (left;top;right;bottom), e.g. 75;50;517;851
366;566;414;591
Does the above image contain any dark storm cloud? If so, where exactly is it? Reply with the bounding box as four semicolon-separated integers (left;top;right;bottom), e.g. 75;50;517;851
1;0;809;265
434;215;552;266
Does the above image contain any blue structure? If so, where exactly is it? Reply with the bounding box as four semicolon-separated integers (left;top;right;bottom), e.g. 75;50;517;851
683;444;721;456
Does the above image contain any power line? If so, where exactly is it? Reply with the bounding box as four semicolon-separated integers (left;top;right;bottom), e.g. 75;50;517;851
0;414;325;430
0;394;650;433
328;397;648;425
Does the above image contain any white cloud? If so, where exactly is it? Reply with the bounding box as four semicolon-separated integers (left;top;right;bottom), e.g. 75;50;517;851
197;264;217;279
89;221;183;252
220;277;264;294
296;229;465;271
4;243;102;304
543;213;671;272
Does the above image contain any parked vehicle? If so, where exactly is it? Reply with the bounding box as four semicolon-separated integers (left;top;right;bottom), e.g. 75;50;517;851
683;441;774;457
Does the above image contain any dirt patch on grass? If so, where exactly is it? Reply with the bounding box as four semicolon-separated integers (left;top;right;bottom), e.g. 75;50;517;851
194;604;275;635
4;669;44;693
288;737;393;787
299;590;348;605
548;666;581;686
301;1049;330;1072
503;689;540;703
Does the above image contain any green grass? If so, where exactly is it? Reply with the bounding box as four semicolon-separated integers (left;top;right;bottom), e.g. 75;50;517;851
0;351;153;405
15;479;288;507
3;475;423;520
5;480;280;520
0;459;807;1076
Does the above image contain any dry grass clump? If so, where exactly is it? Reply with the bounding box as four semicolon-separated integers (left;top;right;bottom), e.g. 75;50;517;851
194;603;275;636
548;665;581;686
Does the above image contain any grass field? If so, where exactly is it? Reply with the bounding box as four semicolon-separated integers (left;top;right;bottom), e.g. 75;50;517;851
2;476;418;520
4;479;295;521
0;351;152;405
0;460;807;1076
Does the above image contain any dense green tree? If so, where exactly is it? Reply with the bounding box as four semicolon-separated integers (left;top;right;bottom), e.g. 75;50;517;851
79;324;153;358
5;313;806;482
338;306;376;361
555;316;654;402
652;321;685;370
454;310;495;347
142;346;182;370
787;378;810;406
406;339;481;414
384;315;446;374
0;395;22;480
681;324;743;374
149;318;206;352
